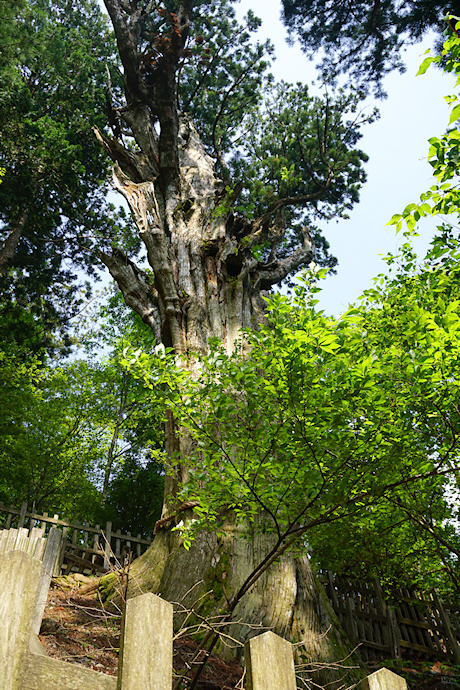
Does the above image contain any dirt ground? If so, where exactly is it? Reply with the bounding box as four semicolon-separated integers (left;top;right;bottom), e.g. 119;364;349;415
39;575;243;688
38;576;460;689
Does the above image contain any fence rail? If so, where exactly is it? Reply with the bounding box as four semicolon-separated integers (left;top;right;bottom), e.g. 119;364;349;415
322;572;460;665
0;549;409;689
0;501;153;575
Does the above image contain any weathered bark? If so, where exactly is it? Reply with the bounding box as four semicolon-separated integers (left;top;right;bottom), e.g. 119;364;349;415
96;114;362;685
96;2;365;685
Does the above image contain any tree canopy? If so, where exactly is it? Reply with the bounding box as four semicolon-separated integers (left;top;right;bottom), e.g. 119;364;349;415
0;0;132;355
281;0;460;94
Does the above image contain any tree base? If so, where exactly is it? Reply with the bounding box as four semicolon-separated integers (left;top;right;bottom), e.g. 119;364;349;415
101;521;365;688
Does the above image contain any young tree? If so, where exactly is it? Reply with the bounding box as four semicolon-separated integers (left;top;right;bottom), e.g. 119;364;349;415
92;0;375;682
122;246;460;685
0;356;102;515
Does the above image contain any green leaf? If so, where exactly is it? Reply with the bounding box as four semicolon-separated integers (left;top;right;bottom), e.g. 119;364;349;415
449;102;460;124
387;213;403;226
417;56;434;75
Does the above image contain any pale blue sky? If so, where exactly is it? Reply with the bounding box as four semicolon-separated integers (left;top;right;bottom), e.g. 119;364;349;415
237;0;454;314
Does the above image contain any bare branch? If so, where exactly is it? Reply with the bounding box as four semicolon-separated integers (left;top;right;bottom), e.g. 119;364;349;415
93;126;157;182
97;247;162;340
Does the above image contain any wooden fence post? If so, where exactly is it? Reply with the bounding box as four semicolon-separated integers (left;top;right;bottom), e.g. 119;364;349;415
0;550;42;689
103;521;112;569
244;631;296;690
359;668;407;689
18;501;28;528
117;592;173;690
32;527;62;634
433;592;460;664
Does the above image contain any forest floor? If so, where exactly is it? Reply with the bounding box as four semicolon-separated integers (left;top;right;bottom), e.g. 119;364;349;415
367;659;460;690
38;575;460;689
39;574;243;689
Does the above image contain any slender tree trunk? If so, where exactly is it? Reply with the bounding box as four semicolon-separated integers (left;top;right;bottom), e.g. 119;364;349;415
101;380;128;506
0;202;30;276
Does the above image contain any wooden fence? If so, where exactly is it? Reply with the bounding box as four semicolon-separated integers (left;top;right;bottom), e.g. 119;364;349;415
0;501;153;575
322;572;460;665
1;548;409;689
2;500;456;673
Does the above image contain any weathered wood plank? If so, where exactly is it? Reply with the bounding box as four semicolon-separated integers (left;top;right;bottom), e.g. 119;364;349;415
396;616;432;630
324;572;460;662
0;550;42;689
0;529;8;549
434;592;460;664
63;549;107;573
33;538;47;561
0;504;153;549
399;639;445;656
5;505;17;528
5;528;19;551
17;526;30;551
23;653;117;690
18;501;28;528
32;527;62;634
245;631;296;690
110;530;152;545
359;668;407;689
387;607;401;659
118;592;173;690
358;639;392;651
29;633;48;657
103;521;113;569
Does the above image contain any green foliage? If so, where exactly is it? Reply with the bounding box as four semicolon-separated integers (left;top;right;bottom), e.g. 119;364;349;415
103;456;164;537
281;0;460;95
190;75;374;274
233;84;373;220
122;251;460;593
229;82;376;269
388;27;460;237
0;294;165;527
177;2;273;173
0;355;103;517
0;0;131;353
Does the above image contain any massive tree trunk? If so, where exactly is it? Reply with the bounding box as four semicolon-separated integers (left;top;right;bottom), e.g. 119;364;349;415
95;1;365;686
96;116;362;686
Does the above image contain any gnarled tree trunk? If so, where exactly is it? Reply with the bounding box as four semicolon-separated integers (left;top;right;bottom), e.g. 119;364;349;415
96;117;362;687
95;1;365;686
